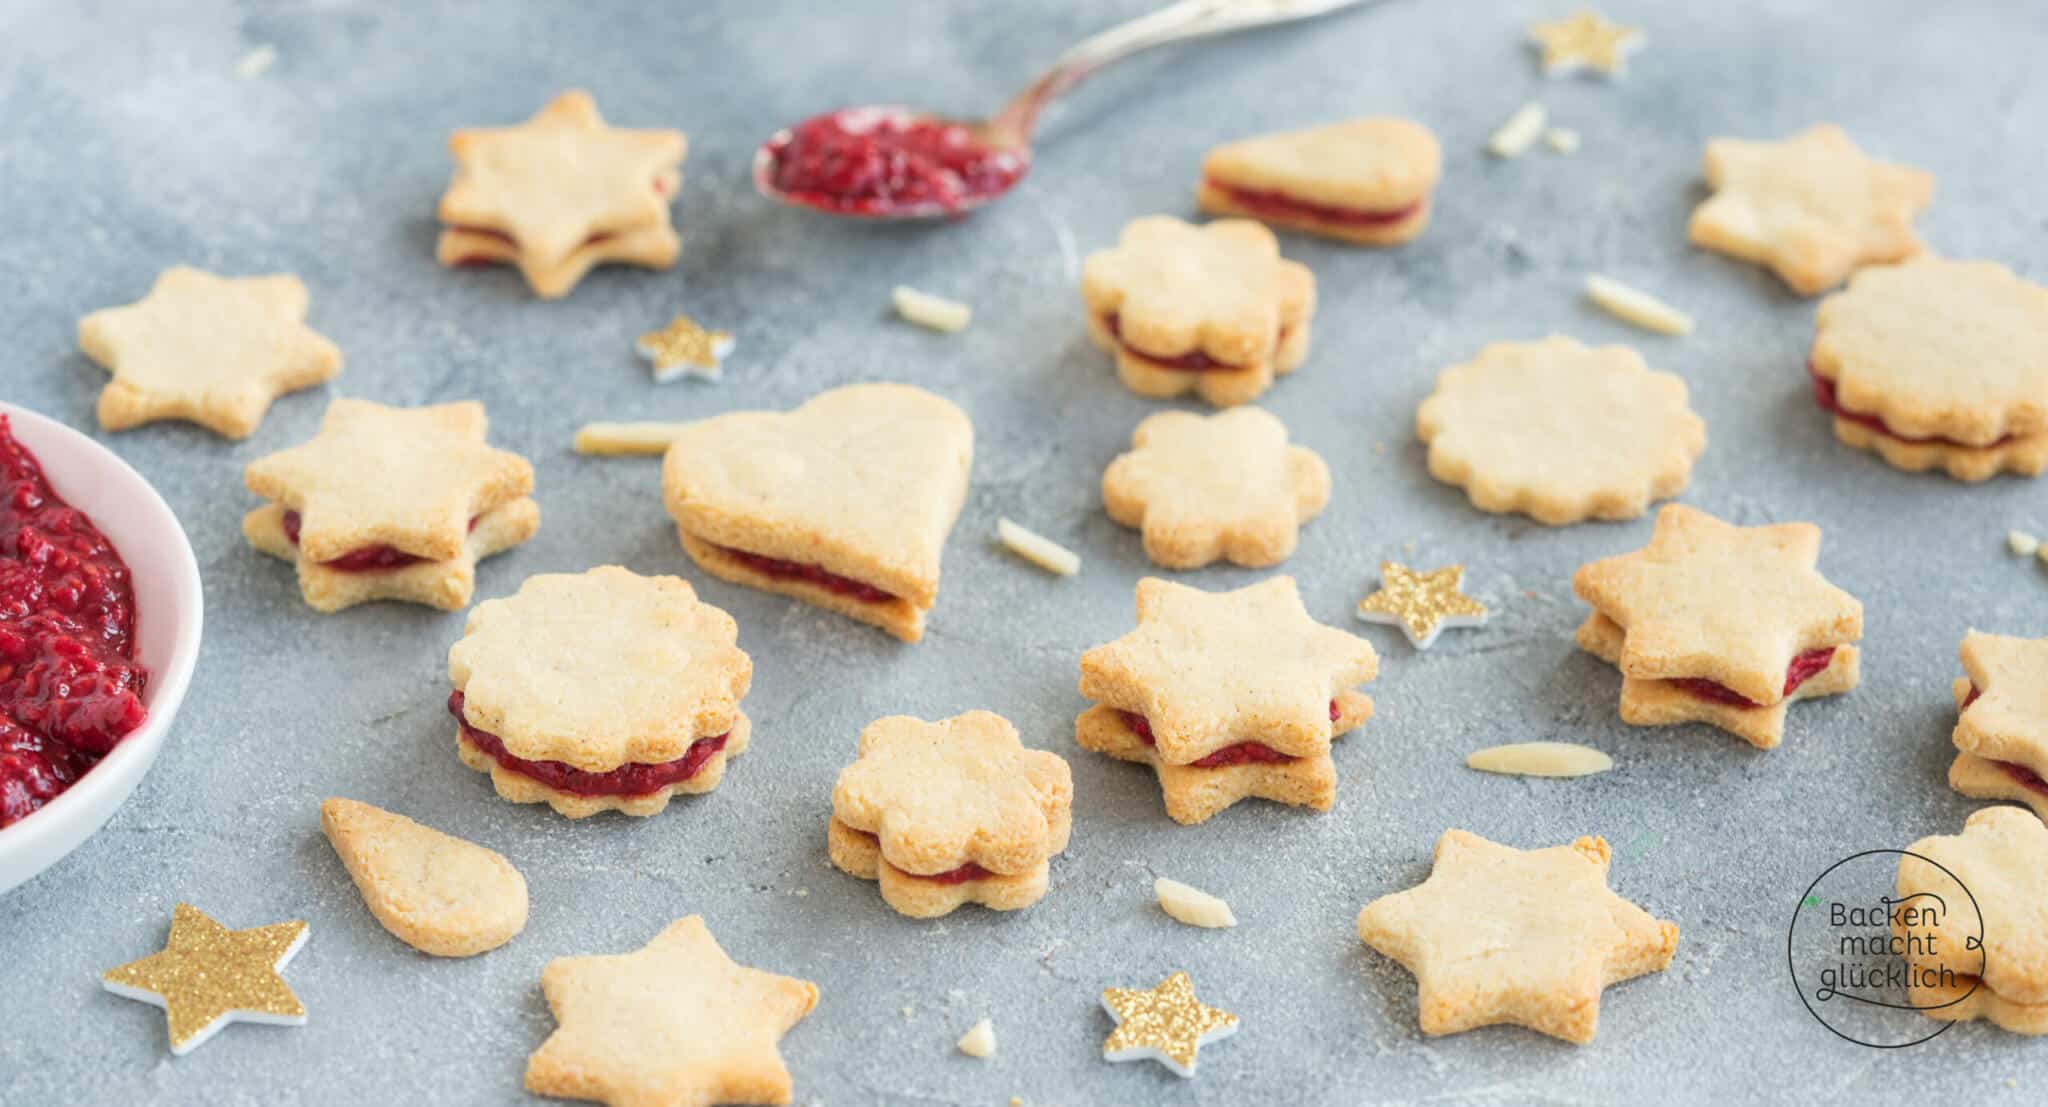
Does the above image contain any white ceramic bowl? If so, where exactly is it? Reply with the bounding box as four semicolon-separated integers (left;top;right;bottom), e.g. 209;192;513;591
0;403;202;895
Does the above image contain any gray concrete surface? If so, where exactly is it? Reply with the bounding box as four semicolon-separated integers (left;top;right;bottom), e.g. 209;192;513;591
3;1;2047;1103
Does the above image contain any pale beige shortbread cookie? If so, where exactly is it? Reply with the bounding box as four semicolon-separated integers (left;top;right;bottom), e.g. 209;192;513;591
1573;504;1862;707
243;498;538;613
1952;631;2048;773
1688;124;1933;296
1196;118;1441;246
438;90;686;299
1074;695;1370;825
1897;807;2048;1006
828;711;1071;917
1575;611;1860;749
1909;976;2048;1036
1356;830;1679;1044
1810;258;2048;466
458;715;750;820
1416;337;1705;526
450;566;750;771
1081;215;1316;407
78;266;342;439
245;398;534;565
1079;576;1378;764
526;915;817;1107
1528;9;1643;78
661;382;973;643
1102;407;1330;569
319;798;527;957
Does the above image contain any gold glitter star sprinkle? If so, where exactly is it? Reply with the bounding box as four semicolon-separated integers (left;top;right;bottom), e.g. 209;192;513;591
1357;560;1489;650
636;313;734;383
101;904;309;1055
1529;9;1644;78
1100;971;1238;1078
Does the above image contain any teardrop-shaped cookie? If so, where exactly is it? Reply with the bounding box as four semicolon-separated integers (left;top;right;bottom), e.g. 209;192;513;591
320;798;527;957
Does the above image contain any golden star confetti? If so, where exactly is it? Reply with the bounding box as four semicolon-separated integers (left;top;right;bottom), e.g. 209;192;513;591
1529;9;1644;78
1100;971;1238;1078
1357;560;1489;650
101;903;309;1055
636;314;734;383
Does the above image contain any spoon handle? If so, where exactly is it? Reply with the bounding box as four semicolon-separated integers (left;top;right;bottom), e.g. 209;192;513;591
991;0;1380;139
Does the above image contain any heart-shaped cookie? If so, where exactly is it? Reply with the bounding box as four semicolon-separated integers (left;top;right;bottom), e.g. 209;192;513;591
661;382;974;642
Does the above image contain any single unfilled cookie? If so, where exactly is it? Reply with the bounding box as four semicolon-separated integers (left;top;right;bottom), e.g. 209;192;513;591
1082;215;1316;407
1897;807;2048;1012
447;566;752;818
1416;336;1705;526
661;382;973;643
1356;830;1679;1044
1102;407;1330;569
1809;258;2048;480
829;711;1072;918
1688;124;1933;296
319;798;527;957
1196;118;1442;245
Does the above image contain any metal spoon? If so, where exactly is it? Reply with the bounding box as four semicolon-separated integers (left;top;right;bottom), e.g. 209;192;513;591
752;0;1379;220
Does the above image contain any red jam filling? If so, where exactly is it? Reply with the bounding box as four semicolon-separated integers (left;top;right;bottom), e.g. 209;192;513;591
0;415;150;827
1808;362;2015;448
846;826;994;884
1118;701;1339;768
1668;648;1836;709
1203;180;1423;227
761;107;1028;217
447;690;726;797
1099;312;1289;373
1959;684;2048;797
708;543;895;604
281;511;478;572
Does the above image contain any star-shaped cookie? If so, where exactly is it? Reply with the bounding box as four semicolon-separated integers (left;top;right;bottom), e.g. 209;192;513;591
1947;631;2048;819
78;266;342;439
1356;830;1679;1044
436;90;686;299
1572;505;1862;707
1101;407;1329;570
1100;972;1239;1078
1356;561;1488;649
1898;807;2048;1010
1082;215;1316;407
829;711;1072;917
526;915;817;1107
1528;9;1644;77
1080;576;1379;763
1416;337;1706;526
1688;124;1933;296
100;904;309;1055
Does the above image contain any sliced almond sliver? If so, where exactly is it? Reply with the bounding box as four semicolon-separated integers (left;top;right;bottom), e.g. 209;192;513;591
1585;274;1695;336
997;517;1080;576
1466;741;1614;778
956;1018;996;1058
1154;877;1237;928
573;421;693;456
893;285;972;333
1488;101;1547;158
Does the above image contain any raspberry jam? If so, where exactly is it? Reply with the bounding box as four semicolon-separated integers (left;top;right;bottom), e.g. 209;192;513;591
282;510;477;572
847;825;995;883
1669;648;1837;709
1204;181;1423;227
709;543;895;603
448;690;726;797
1958;684;2048;796
1119;701;1339;767
1100;313;1288;372
0;415;149;827
760;107;1028;217
1808;363;2016;448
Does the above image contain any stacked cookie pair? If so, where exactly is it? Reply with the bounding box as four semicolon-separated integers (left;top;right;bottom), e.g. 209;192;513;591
1572;505;1863;749
1898;808;2048;1036
1944;631;2048;820
1076;577;1378;825
435;90;687;299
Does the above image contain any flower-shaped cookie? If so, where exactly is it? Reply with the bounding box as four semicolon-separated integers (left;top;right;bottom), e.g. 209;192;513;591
448;566;752;818
1810;258;2048;480
662;383;973;643
1196;118;1441;246
1947;631;2048;821
829;711;1072;918
1416;337;1705;526
1102;407;1329;570
1082;215;1315;407
78;267;342;439
1688;124;1933;296
1357;830;1679;1044
1898;807;2048;1032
